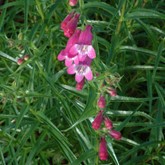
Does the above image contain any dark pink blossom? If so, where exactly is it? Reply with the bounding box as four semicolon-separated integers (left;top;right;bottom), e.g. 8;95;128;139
104;117;113;130
69;25;96;62
76;78;85;91
109;130;122;140
69;0;78;6
57;29;81;66
99;137;108;161
67;57;93;83
97;95;106;108
92;110;104;130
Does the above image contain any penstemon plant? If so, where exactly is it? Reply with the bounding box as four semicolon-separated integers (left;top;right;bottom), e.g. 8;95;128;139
58;0;123;162
0;0;165;165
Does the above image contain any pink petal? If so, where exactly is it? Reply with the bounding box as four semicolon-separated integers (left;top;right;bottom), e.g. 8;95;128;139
84;67;93;81
69;44;79;57
57;50;66;61
81;56;92;66
67;65;76;74
65;58;73;67
87;46;96;59
74;56;79;65
78;53;87;62
75;73;84;83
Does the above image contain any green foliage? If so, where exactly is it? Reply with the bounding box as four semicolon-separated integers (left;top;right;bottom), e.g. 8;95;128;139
0;0;165;164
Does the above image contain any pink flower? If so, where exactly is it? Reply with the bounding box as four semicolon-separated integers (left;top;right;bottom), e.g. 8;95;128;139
99;137;108;161
97;95;106;108
109;130;122;140
76;78;85;91
67;57;93;83
104;117;113;130
92;110;104;130
61;13;80;38
69;25;96;62
69;0;78;6
57;29;81;66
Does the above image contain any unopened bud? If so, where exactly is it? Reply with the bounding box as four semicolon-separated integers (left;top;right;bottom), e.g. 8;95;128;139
23;54;29;61
17;58;24;65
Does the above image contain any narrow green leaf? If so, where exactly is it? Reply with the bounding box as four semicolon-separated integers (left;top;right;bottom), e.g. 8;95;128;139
119;46;157;56
0;146;6;165
0;51;17;62
31;110;77;162
83;2;117;16
152;42;164;81
71;149;96;165
35;0;45;21
0;3;7;31
106;137;120;165
106;110;153;121
24;0;29;29
146;70;153;113
126;9;165;20
26;132;47;165
110;95;156;102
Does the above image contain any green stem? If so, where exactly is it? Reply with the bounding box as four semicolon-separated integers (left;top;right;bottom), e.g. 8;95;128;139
115;1;126;35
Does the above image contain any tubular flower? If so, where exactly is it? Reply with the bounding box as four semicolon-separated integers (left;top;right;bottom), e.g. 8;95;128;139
97;95;106;109
109;130;122;140
104;117;113;130
67;57;93;83
69;0;78;6
92;110;104;130
69;25;96;62
99;137;108;161
62;13;80;38
76;78;85;91
57;29;81;66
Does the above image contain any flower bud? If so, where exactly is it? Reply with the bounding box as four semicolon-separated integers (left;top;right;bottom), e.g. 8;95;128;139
104;117;113;130
69;0;78;6
17;58;24;65
99;137;108;160
108;87;117;97
23;54;29;61
97;95;106;108
92;110;104;130
109;130;122;140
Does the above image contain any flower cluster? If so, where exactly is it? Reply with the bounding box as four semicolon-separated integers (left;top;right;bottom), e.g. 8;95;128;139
92;94;122;161
58;2;96;90
58;0;122;162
